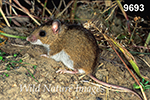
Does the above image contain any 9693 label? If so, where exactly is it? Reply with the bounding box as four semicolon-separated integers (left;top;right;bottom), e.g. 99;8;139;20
123;4;144;12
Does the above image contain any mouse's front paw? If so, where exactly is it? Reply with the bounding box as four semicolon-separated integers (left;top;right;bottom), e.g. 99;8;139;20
56;69;67;74
56;69;78;74
40;54;49;58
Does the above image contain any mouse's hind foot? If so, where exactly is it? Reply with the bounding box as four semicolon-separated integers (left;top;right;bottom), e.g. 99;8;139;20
56;69;79;74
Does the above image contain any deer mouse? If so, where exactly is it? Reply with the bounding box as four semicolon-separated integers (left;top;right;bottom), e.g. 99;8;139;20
26;20;142;100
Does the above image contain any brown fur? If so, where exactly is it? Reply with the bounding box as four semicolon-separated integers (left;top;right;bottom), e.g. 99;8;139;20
29;22;99;75
27;21;142;99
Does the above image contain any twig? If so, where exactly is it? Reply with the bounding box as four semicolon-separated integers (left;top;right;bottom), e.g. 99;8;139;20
13;0;41;26
42;0;47;17
0;0;10;27
70;0;77;22
11;6;18;15
107;35;146;100
62;0;67;7
102;2;117;14
9;0;12;14
139;57;150;68
11;43;29;47
37;0;52;16
62;0;68;14
56;1;74;18
5;3;21;26
4;0;41;26
51;0;58;14
105;5;117;21
93;24;145;100
0;70;8;73
128;22;138;44
58;0;63;10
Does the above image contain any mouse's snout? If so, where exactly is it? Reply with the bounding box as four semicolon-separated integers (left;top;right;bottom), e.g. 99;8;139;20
26;37;29;41
26;35;37;43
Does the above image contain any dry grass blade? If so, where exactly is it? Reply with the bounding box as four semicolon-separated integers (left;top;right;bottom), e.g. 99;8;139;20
42;0;47;17
116;0;132;43
24;0;32;5
103;34;147;100
0;0;10;27
109;37;150;81
5;3;21;26
105;0;112;7
62;0;67;7
70;0;77;22
0;70;8;73
9;0;12;14
0;8;11;27
57;0;63;10
102;1;117;14
56;1;74;18
51;0;57;14
37;0;52;16
139;57;150;68
12;0;41;26
105;5;117;21
144;32;150;47
92;24;146;100
13;0;29;13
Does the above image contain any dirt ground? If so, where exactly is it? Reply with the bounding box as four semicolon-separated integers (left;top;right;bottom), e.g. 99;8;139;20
0;26;150;100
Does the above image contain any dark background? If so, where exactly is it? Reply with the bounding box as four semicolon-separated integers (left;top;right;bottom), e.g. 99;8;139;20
122;0;150;20
16;0;150;20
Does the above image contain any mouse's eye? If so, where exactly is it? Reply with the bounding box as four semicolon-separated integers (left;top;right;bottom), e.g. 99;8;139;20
39;30;46;37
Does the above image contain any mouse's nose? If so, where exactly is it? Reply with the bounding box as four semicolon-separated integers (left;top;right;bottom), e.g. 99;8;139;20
26;37;29;41
26;35;38;44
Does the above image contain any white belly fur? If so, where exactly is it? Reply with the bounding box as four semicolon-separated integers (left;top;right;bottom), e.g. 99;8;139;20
50;50;74;70
29;39;85;73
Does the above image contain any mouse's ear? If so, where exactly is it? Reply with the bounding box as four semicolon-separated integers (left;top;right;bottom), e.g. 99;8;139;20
52;19;61;34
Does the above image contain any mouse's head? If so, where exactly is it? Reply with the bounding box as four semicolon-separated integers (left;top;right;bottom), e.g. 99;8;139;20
26;20;62;45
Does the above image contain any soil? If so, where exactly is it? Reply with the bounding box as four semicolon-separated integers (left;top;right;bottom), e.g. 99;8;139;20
0;27;150;100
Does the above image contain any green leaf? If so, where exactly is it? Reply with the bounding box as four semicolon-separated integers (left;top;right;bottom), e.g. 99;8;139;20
33;65;37;69
5;74;9;77
11;63;15;67
19;59;23;63
129;60;146;80
144;81;149;85
140;82;145;91
13;54;17;57
117;34;126;40
133;83;140;89
4;73;9;77
0;51;6;55
7;64;11;67
142;78;144;83
9;17;12;24
6;67;10;71
144;32;150;47
0;32;27;39
23;66;38;83
0;56;3;60
133;83;137;86
145;85;150;89
0;12;2;16
133;85;140;89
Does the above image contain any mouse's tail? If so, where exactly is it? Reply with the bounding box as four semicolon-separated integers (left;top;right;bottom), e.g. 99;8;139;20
88;74;142;100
